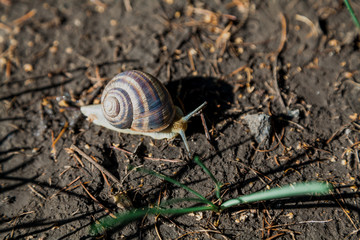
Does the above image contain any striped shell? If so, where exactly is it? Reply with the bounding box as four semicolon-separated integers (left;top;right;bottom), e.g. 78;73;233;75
101;70;176;132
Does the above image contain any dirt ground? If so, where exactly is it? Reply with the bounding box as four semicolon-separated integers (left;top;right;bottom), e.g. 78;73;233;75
1;0;360;239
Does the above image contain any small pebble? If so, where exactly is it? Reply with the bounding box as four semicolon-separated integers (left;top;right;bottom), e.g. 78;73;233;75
23;63;33;72
65;47;73;54
110;19;117;26
243;113;271;144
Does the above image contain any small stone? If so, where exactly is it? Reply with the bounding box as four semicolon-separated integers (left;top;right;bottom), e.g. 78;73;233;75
74;19;81;27
23;64;33;72
235;37;243;44
49;46;58;54
285;212;294;219
188;48;197;55
65;47;73;54
287;109;300;118
243;113;272;145
110;19;117;26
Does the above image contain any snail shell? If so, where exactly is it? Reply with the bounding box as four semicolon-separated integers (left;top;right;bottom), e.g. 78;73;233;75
81;70;207;155
101;71;176;132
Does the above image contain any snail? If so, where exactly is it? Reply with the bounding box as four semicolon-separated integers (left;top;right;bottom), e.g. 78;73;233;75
81;70;207;155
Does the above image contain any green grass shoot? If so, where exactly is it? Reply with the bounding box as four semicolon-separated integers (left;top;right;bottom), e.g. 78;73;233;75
90;157;333;236
344;0;360;29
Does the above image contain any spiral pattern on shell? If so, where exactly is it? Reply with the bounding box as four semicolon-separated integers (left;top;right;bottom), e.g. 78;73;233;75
101;70;176;132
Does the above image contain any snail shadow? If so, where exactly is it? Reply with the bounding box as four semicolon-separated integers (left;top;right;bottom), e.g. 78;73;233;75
166;76;234;135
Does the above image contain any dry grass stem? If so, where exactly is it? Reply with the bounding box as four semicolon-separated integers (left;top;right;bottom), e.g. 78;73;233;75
81;182;117;218
70;144;122;185
111;144;184;163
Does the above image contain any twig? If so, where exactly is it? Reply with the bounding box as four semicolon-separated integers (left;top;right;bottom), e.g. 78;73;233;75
154;215;163;240
272;13;287;58
251;127;284;153
8;211;35;237
280;119;305;130
295;14;319;38
216;21;233;56
120;165;144;185
101;171;111;188
72;153;85;167
81;182;117;218
272;57;287;115
188;49;197;72
111;144;184;163
49;176;82;199
326;124;349;144
59;166;72;176
123;0;132;11
0;22;11;32
84;66;109;104
298;220;333;224
227;64;247;78
268;13;287;114
333;190;358;230
6;60;11;79
266;232;286;240
200;112;211;141
12;9;37;26
347;228;360;238
70;144;122;185
28;185;46;200
9;211;35;224
51;121;69;155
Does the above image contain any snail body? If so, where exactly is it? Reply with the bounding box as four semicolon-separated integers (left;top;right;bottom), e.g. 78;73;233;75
81;70;206;154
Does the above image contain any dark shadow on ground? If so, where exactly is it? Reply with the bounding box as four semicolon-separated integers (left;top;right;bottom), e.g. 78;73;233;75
166;76;234;135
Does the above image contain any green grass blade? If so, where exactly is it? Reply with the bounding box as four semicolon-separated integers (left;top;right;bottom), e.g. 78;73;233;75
221;182;333;209
131;166;215;208
194;156;222;199
344;0;360;29
90;205;214;235
90;181;333;235
90;208;149;235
